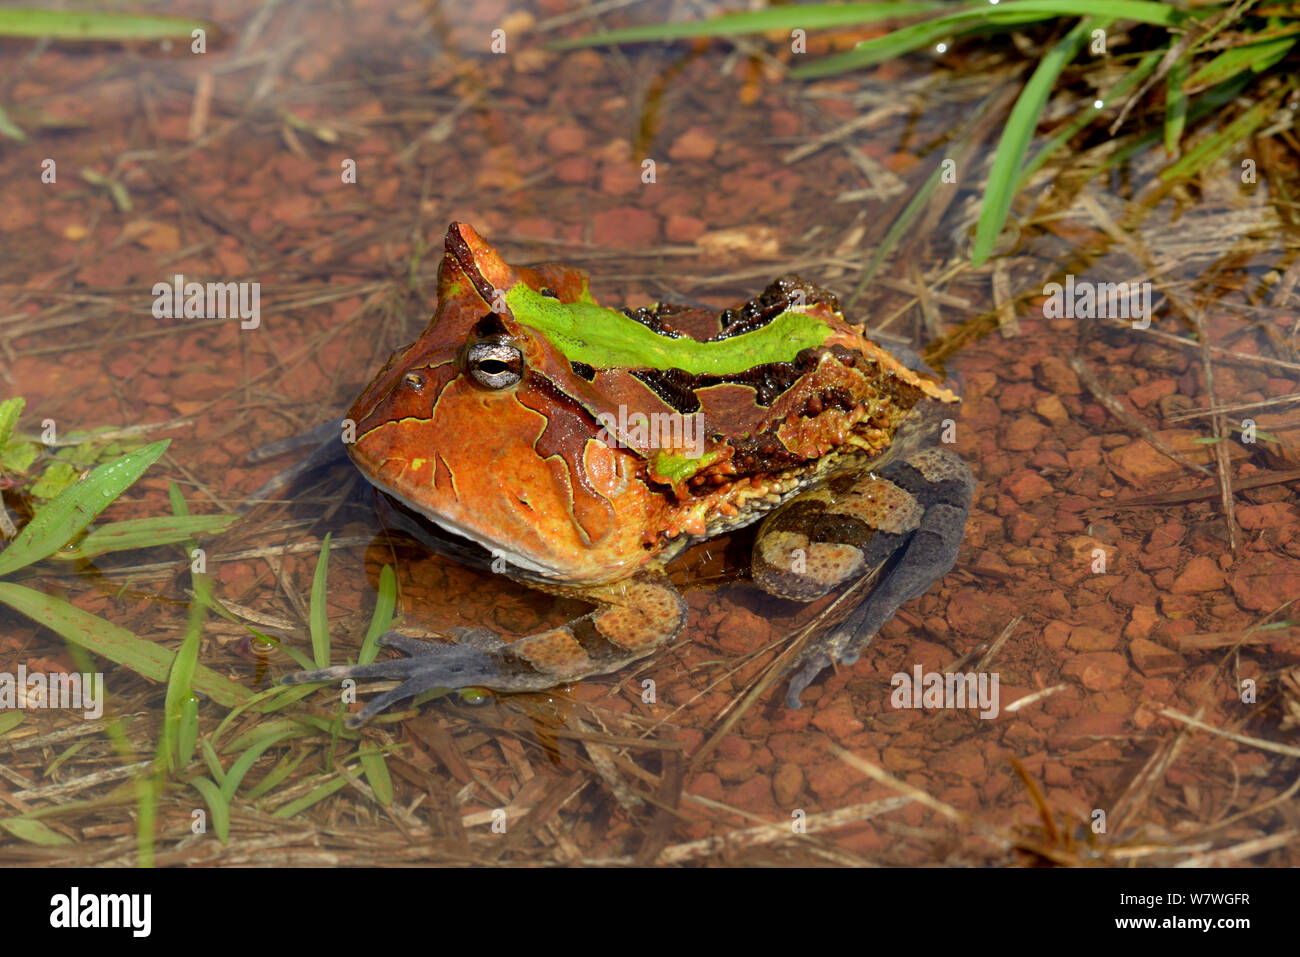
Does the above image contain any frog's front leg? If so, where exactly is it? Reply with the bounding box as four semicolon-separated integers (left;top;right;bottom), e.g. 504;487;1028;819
281;575;686;727
751;447;974;708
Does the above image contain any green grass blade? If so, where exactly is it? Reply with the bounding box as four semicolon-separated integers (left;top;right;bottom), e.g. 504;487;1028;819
162;597;203;771
1165;56;1189;154
1020;48;1162;186
0;8;216;41
188;777;230;844
58;514;239;560
0;103;25;141
223;717;308;754
272;775;348;818
44;740;90;777
0;582;249;707
1160;92;1281;182
1187;34;1299;88
0;440;168;576
136;773;158;868
219;727;302;803
358;564;396;666
972;17;1099;267
1093;72;1252;176
791;11;1039;77
0;816;74;845
177;694;199;768
359;745;393;806
242;749;309;801
210;684;320;748
200;738;225;784
551;3;943;48
792;0;1181;79
853;157;947;304
310;533;332;669
167;481;190;518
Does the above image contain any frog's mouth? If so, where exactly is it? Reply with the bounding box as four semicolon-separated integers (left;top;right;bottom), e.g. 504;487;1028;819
356;468;570;581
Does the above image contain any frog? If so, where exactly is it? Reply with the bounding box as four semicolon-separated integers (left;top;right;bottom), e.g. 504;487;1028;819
282;222;974;728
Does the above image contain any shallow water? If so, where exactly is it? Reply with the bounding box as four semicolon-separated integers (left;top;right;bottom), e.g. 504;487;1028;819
1;0;1298;867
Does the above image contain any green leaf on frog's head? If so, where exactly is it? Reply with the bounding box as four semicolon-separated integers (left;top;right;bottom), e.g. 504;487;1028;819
504;282;834;374
649;448;722;485
445;221;838;374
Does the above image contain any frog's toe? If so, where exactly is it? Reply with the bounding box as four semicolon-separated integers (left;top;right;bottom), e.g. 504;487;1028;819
282;641;505;727
340;644;502;727
785;652;833;709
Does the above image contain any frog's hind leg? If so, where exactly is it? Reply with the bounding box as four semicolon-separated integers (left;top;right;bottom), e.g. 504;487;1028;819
750;447;974;708
282;576;687;727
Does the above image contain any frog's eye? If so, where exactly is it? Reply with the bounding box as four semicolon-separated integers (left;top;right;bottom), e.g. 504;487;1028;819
466;341;524;390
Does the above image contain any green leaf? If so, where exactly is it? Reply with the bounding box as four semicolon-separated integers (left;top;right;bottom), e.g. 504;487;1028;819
1020;48;1163;186
0;582;249;707
0;440;168;576
0;103;25;141
163;601;204;771
0;712;24;736
0;398;22;448
201;738;225;784
1161;92;1281;182
358;564;396;666
1;441;37;475
242;749;309;801
0;816;73;846
44;740;89;777
57;513;239;560
188;777;230;844
223;717;307;754
220;727;302;803
792;1;1182;79
552;2;944;47
1165;57;1189;154
854;154;947;300
310;533;332;669
272;775;348;818
28;461;77;501
972;17;1100;266
359;746;393;806
793;10;1044;78
1187;34;1299;89
0;8;217;41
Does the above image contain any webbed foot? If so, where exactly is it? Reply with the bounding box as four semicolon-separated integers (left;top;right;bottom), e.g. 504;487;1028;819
754;446;974;708
282;629;523;728
282;577;687;727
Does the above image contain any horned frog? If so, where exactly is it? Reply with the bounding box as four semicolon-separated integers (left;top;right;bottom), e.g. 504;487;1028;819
283;223;974;727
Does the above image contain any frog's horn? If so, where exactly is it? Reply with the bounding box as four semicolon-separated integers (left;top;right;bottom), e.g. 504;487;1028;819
441;222;518;310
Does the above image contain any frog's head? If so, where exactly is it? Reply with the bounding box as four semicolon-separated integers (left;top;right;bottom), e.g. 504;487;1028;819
345;223;658;582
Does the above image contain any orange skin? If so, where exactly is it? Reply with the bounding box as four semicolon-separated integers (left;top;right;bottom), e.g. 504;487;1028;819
346;228;673;583
345;223;957;584
281;223;971;725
